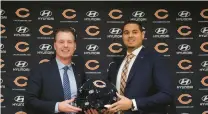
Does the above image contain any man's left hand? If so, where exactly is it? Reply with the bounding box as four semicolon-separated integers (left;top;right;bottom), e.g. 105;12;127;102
108;93;133;113
84;109;98;114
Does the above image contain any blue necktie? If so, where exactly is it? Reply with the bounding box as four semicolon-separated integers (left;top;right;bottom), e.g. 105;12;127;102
63;66;71;100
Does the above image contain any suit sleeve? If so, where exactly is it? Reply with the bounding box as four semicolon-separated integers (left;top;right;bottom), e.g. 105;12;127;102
25;66;56;113
135;54;175;111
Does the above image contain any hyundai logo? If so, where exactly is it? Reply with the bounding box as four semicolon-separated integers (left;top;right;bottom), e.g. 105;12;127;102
0;78;3;84
15;61;28;67
40;10;52;17
178;11;191;18
86;44;99;51
201;27;208;34
179;78;191;85
39;44;52;51
155;28;168;34
109;28;122;34
16;26;29;33
178;44;191;51
132;11;145;18
14;96;24;103
86;11;99;18
0;43;4;49
201;61;208;68
201;95;208;102
0;9;5;16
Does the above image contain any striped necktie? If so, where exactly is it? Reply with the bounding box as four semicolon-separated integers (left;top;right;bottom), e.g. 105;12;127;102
63;66;71;100
120;53;135;95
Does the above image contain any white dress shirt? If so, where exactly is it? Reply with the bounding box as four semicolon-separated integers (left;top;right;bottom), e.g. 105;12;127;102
55;58;77;113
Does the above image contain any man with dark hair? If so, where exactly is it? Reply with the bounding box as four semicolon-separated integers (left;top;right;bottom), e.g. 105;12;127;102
25;27;85;114
107;20;175;114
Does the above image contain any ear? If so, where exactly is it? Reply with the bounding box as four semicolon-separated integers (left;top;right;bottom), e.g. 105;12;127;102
54;42;56;50
141;31;145;40
74;43;76;50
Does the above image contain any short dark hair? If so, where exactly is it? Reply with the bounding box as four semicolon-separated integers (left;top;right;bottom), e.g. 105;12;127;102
122;20;143;32
54;27;77;42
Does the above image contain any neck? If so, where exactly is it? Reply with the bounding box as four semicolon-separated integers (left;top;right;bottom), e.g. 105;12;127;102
127;48;134;53
127;47;137;53
127;45;142;53
56;56;71;65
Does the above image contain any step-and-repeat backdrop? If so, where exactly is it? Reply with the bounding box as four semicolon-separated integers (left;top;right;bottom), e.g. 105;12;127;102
1;1;208;114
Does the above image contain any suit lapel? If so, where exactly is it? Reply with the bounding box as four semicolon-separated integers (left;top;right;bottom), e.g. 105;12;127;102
50;59;65;100
71;63;81;88
126;47;146;84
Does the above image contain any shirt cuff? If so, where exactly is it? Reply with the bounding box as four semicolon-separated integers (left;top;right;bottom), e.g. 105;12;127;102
55;102;60;113
131;99;138;111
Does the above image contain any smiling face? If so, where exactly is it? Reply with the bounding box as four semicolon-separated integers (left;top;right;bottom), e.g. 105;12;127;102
54;31;76;61
122;23;145;51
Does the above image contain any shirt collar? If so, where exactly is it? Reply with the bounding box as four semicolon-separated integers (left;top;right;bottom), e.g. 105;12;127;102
56;58;72;70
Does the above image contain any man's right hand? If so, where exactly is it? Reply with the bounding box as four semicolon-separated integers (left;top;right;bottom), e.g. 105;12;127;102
58;98;82;113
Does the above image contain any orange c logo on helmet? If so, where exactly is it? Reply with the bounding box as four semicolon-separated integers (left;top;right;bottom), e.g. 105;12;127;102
201;76;208;87
200;42;208;53
0;59;5;68
108;9;123;19
85;60;99;70
0;94;4;103
13;76;28;87
108;43;123;53
62;9;76;19
39;25;53;35
200;9;208;19
154;43;168;53
154;9;168;19
15;8;30;18
85;26;100;36
202;111;208;114
93;80;106;88
178;94;192;104
178;59;192;70
177;26;192;36
15;111;27;114
1;24;6;34
39;59;50;64
15;42;29;52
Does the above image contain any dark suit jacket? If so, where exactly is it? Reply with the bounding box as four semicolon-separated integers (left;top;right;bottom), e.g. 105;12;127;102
25;59;86;114
108;47;176;114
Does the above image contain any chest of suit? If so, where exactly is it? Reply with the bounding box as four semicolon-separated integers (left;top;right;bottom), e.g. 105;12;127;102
38;62;83;102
